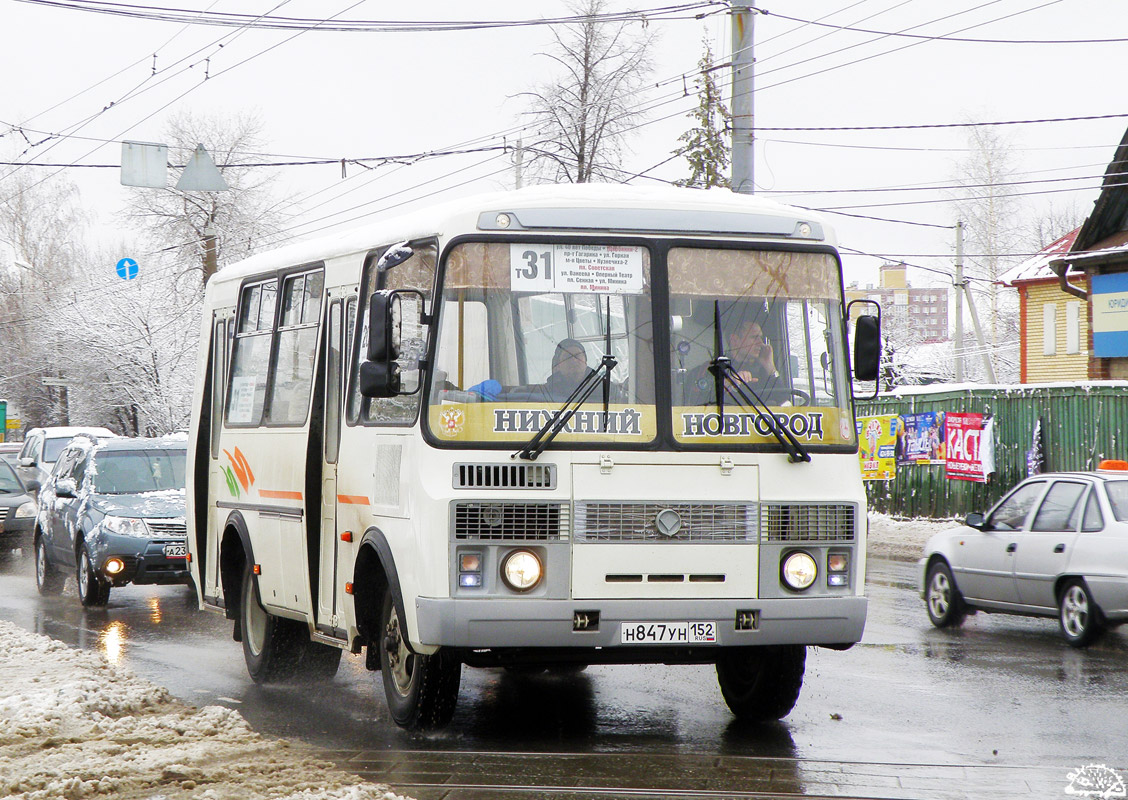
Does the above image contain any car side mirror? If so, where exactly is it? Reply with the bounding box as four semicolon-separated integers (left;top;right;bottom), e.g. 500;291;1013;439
964;512;988;530
19;456;35;467
851;314;881;382
55;477;77;498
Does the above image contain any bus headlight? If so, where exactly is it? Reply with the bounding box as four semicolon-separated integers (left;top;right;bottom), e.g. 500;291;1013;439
782;551;817;591
500;549;542;592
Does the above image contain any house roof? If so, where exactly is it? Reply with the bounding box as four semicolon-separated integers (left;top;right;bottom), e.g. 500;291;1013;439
1074;125;1128;252
1000;227;1080;285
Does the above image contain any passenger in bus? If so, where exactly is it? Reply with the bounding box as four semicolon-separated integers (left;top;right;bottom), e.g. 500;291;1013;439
685;317;782;405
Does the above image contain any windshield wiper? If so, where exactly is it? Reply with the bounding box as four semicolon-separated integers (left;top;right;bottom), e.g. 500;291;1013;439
513;353;618;461
708;301;810;464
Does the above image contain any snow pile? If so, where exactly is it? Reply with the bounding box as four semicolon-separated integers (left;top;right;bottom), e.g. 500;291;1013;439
0;621;410;800
867;512;958;563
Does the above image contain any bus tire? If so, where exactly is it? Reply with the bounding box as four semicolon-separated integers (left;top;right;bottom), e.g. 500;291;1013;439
240;560;304;683
716;645;806;721
378;586;461;729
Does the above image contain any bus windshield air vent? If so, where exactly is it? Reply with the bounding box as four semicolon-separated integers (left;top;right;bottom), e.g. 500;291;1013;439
454;463;557;490
452;502;569;541
760;503;855;542
574;502;757;542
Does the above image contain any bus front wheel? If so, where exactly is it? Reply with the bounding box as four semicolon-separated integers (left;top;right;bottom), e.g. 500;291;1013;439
716;645;806;721
378;587;461;729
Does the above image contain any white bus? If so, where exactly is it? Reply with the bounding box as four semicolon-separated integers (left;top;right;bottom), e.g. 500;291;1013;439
187;184;880;729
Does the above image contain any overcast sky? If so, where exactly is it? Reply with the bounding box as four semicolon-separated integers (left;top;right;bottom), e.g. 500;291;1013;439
3;0;1128;291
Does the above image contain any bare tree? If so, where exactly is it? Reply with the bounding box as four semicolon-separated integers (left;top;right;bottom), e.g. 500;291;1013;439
50;243;201;435
125;110;291;282
952;125;1025;382
0;166;91;430
1027;199;1084;249
520;0;656;183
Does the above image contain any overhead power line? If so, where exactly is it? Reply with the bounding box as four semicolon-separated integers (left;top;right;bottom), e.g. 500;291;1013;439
12;0;726;31
763;11;1128;45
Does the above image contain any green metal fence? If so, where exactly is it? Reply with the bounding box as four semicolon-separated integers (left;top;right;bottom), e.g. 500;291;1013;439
856;382;1128;520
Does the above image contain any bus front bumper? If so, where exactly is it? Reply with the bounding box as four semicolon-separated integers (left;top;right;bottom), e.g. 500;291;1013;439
416;595;866;650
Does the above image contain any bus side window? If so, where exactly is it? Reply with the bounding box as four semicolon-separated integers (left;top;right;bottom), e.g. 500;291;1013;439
227;280;277;426
350;240;436;426
266;269;324;425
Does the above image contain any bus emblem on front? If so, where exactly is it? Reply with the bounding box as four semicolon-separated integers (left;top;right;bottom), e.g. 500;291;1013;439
655;509;683;538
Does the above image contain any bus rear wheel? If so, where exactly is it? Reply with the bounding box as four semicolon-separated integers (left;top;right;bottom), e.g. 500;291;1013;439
716;645;806;721
240;560;305;683
378;587;461;729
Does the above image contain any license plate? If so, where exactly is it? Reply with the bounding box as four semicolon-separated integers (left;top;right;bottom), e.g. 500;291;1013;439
163;543;188;559
620;621;717;644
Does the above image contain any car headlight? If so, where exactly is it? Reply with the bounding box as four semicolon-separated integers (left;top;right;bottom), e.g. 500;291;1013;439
782;551;818;591
500;549;542;592
101;516;150;537
14;501;36;518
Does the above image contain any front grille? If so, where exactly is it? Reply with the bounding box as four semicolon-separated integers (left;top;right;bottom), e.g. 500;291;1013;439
0;508;10;523
452;502;568;541
760;503;856;542
147;520;187;538
574;502;757;542
453;463;556;489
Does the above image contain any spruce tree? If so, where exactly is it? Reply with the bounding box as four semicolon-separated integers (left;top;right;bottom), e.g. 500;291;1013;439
675;38;731;189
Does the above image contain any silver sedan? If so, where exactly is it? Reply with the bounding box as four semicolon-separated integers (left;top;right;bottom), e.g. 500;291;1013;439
920;468;1128;647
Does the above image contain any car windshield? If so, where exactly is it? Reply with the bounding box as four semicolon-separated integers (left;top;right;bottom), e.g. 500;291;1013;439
91;449;187;494
0;460;23;494
1104;480;1128;521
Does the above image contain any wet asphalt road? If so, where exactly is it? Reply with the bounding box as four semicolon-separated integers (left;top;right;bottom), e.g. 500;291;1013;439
1;552;1125;799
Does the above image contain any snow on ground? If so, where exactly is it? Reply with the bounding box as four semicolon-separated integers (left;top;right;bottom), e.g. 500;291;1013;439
0;514;948;799
0;620;410;800
866;512;959;564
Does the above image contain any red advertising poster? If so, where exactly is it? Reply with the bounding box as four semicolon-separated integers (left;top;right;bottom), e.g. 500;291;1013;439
946;413;995;483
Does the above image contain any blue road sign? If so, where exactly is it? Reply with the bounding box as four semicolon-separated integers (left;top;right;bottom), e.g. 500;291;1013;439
116;257;139;280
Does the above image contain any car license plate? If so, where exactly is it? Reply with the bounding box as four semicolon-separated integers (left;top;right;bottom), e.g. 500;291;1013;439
620;621;717;644
164;543;187;559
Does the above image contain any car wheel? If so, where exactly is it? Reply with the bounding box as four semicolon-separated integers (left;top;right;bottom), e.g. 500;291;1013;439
716;644;806;722
1059;579;1104;648
378;586;461;729
77;547;111;607
239;559;305;683
35;536;65;596
925;560;966;628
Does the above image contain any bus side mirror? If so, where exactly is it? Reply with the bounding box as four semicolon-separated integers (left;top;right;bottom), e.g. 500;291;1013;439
366;291;397;362
360;289;427;398
358;360;400;398
851;313;881;382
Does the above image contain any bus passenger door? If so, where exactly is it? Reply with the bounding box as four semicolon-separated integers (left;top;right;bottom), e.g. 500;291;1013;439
316;299;345;631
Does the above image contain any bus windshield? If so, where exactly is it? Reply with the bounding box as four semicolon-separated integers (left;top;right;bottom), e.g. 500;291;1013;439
426;241;855;449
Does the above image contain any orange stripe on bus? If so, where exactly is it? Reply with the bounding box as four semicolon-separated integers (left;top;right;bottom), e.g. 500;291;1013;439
258;489;303;500
337;494;371;505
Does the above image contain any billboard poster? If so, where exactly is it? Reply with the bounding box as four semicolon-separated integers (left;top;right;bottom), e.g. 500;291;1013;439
857;414;898;481
897;411;946;466
946;413;996;483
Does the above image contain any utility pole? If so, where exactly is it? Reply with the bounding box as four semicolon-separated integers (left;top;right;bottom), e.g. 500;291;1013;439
202;222;218;283
954;220;965;382
730;5;756;194
514;138;524;189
